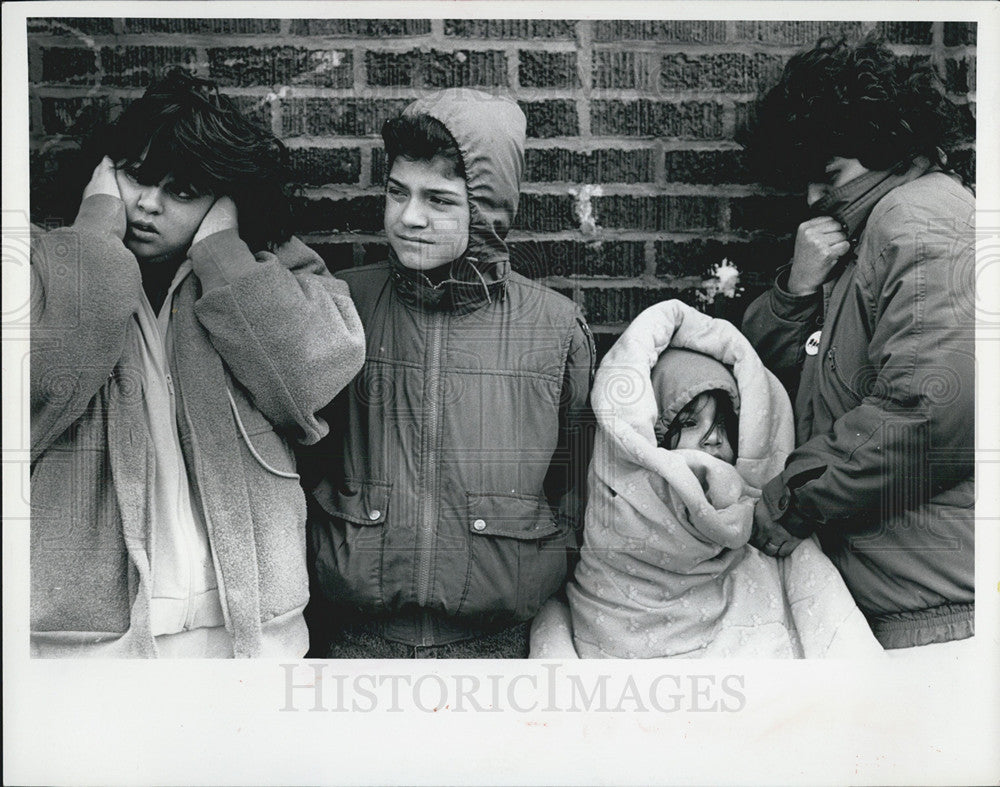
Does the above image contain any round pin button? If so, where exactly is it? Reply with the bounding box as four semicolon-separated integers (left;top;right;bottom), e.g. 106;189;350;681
368;509;381;521
805;330;822;356
472;519;487;531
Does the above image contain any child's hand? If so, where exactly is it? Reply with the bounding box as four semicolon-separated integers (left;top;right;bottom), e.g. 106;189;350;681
749;497;802;557
81;156;122;201
192;195;239;246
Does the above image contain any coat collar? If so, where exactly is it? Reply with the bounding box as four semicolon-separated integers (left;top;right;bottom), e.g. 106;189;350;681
389;250;508;315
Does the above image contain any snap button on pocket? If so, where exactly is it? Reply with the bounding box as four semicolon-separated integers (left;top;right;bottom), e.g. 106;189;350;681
369;509;382;521
472;518;487;532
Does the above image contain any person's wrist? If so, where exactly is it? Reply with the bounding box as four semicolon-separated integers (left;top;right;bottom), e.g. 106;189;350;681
786;266;821;296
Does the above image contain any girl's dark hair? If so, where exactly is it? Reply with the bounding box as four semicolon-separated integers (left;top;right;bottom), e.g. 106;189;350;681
102;69;294;252
660;390;739;454
381;113;465;180
740;36;965;189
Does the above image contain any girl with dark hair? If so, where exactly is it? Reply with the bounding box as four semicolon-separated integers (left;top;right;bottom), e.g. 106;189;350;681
29;70;365;658
740;37;975;655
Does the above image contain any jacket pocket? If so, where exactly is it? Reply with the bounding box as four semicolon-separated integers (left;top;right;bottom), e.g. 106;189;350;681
227;387;299;479
311;478;391;610
456;492;569;621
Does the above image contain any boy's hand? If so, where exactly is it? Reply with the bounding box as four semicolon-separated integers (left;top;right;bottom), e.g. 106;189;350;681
81;156;122;201
192;195;239;246
749;497;803;557
787;216;851;295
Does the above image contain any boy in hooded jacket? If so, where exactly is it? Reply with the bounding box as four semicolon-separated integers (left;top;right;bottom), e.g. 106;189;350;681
305;88;596;658
30;71;366;658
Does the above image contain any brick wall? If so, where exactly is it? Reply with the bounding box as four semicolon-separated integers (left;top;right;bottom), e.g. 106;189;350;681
27;17;977;354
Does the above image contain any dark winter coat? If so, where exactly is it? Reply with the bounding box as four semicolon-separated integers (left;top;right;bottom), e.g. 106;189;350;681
742;171;975;648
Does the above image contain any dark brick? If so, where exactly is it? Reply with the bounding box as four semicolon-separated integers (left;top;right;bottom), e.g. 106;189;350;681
365;50;420;87
40;47;98;84
592;51;656;90
519;51;578;88
99;45;198;87
123;18;282;34
946;57;975;93
309;242;359;273
591;100;724;139
523;148;654;183
509;240;646;278
208;46;352;88
226;95;273;132
289;147;362;185
295;195;384;233
875;21;933;45
282;98;409;137
513;194;576;232
730;21;864;45
366;49;508;88
956;102;976;141
289;19;431;36
40;96;113;135
664;149;751;184
30;143;93;227
28;17;116;35
372;149;388;185
660;53;786;93
593;21;727;43
424;49;508;88
581;286;694;325
591;195;721;231
521;100;578;138
654;238;791;278
730;196;808;235
445;19;576;39
944;22;977;47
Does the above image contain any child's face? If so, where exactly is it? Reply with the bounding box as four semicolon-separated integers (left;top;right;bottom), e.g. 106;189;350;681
384;155;470;271
115;163;215;264
669;392;735;464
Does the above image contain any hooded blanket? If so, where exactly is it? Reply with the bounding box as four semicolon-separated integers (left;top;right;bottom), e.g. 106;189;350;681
564;300;883;658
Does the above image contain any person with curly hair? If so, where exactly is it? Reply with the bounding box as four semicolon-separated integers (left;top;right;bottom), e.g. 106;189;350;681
739;37;975;655
30;70;365;657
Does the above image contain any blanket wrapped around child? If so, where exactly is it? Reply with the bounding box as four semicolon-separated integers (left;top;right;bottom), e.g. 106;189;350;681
547;300;882;658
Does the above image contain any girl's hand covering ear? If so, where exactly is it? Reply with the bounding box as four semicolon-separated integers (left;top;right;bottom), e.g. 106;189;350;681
82;156;122;201
192;195;239;246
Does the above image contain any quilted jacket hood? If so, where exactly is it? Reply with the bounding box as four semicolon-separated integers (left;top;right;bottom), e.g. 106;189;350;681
401;88;526;288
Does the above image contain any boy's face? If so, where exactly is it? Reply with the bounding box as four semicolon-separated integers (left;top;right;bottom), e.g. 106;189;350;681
669;392;735;464
115;163;215;264
384;155;470;271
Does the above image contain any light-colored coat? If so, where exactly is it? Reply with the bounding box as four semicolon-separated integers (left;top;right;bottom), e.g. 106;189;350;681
30;194;365;657
566;300;882;658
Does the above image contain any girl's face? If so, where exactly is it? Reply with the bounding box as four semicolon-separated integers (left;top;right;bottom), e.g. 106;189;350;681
115;162;215;264
668;392;735;464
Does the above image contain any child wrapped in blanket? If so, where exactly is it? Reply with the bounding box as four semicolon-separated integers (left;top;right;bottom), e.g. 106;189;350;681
530;299;883;658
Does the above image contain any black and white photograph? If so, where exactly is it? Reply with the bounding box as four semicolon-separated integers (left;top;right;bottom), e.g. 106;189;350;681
4;1;998;784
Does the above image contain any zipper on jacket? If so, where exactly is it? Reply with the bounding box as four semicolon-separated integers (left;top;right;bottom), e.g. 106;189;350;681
416;313;445;614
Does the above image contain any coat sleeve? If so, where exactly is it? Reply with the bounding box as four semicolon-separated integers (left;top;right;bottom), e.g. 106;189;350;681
761;220;975;537
741;265;823;399
188;229;366;445
30;194;143;458
543;312;597;544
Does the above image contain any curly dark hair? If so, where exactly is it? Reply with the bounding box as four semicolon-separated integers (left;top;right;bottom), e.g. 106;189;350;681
740;36;965;189
100;69;295;252
381;113;465;181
